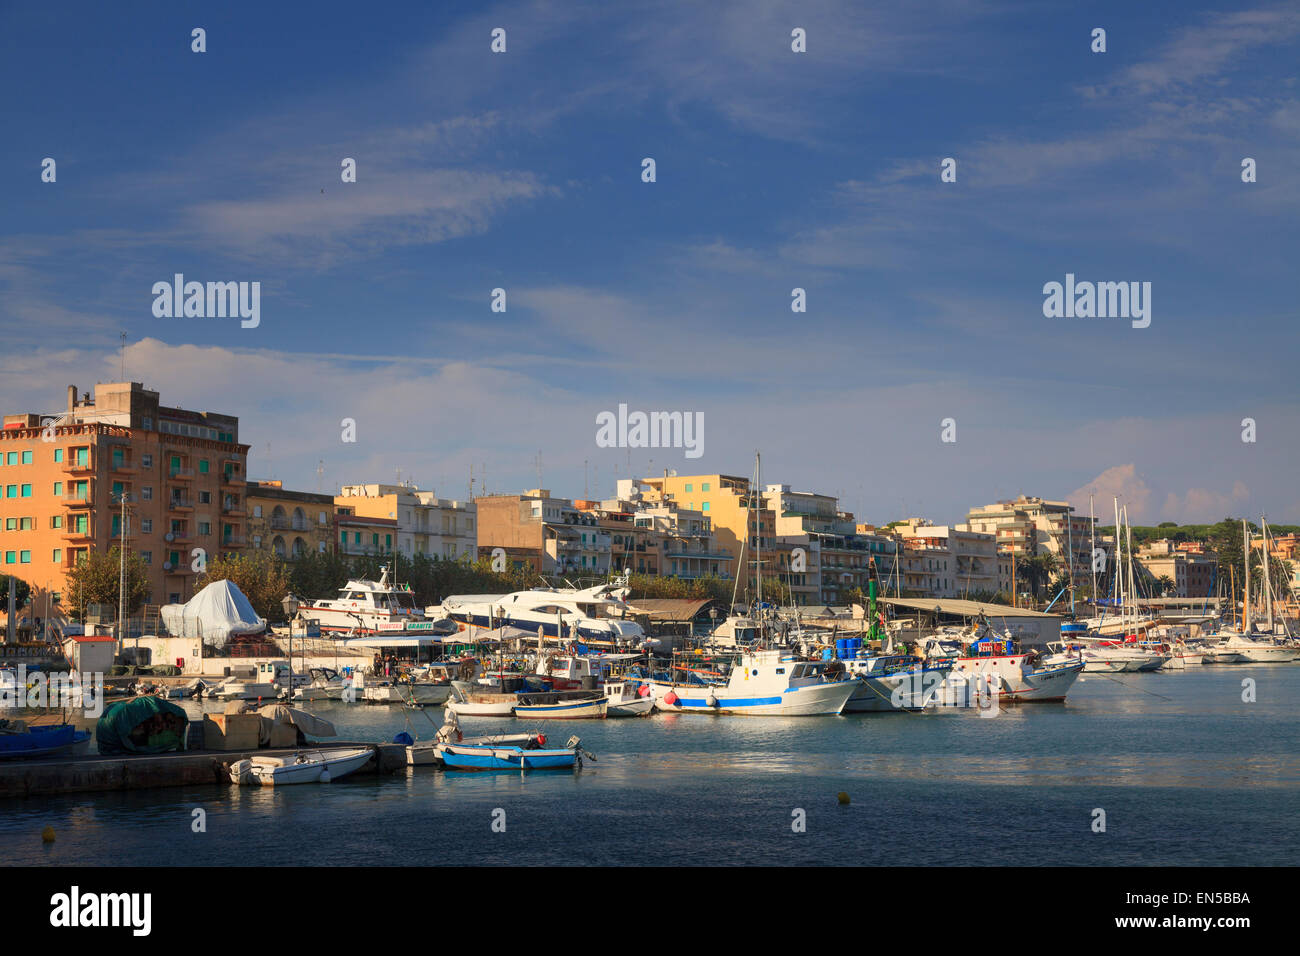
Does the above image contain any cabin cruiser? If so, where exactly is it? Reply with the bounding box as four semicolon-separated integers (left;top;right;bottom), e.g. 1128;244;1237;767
1203;630;1299;664
918;628;1084;703
431;583;645;647
300;565;426;635
629;648;857;716
292;667;348;701
210;661;293;700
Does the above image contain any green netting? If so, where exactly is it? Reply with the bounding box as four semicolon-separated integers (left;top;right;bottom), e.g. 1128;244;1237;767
95;696;190;755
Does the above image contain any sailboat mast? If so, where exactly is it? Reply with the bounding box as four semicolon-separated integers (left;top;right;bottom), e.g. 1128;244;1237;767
1124;506;1136;635
1112;497;1123;628
1089;494;1097;613
1263;516;1274;633
1067;506;1075;615
1243;519;1251;634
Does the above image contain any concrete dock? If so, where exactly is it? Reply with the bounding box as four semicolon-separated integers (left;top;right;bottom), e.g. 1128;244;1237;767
0;742;410;798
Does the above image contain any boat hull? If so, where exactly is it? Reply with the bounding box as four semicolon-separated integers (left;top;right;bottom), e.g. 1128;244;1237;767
231;747;374;786
649;679;855;716
363;682;452;705
607;696;655;717
439;744;578;771
512;698;608;719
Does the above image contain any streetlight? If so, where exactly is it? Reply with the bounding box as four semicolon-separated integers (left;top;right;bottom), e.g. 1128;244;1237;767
281;593;300;699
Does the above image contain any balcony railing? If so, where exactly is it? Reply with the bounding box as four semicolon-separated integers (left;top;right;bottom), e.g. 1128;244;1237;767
63;455;94;474
221;470;245;485
223;534;247;546
168;497;194;511
63;490;93;507
168;468;196;480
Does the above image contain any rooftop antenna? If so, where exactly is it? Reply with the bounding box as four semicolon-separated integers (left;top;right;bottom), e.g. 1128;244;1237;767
469;463;475;500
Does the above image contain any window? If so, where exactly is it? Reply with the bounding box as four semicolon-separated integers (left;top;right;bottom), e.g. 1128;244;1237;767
52;549;61;563
20;518;33;530
21;451;32;464
51;516;62;529
702;502;710;511
385;534;392;548
702;483;710;491
53;481;62;496
54;448;63;462
143;417;153;431
73;514;87;534
142;454;153;468
340;531;347;546
319;511;327;524
684;483;693;492
140;551;151;564
168;551;180;566
19;551;30;564
198;459;210;474
353;532;361;545
142;487;152;501
198;522;210;535
3;518;13;530
141;519;152;533
4;452;15;465
254;505;262;517
372;533;380;548
199;491;211;504
3;552;12;563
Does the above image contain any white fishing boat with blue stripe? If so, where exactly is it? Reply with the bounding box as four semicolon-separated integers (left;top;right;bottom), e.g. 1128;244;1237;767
638;649;856;716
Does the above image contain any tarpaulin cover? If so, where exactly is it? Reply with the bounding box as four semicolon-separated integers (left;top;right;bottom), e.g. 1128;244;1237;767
160;579;266;645
95;696;190;755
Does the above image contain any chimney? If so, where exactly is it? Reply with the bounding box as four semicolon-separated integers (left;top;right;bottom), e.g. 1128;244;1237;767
67;385;77;413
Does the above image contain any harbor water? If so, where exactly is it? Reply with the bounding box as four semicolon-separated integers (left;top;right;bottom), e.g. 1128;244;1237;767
4;665;1298;866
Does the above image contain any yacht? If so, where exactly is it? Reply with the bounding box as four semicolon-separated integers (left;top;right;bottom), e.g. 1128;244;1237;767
300;566;426;635
432;583;646;647
1204;630;1298;664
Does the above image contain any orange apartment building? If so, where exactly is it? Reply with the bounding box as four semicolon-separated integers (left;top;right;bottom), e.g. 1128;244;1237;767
0;382;250;615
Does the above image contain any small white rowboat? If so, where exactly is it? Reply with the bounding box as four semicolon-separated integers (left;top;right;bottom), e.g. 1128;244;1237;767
229;747;374;786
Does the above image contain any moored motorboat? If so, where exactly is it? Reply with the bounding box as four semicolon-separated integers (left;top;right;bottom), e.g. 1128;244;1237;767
0;720;92;760
229;746;374;786
440;735;589;771
513;690;609;719
603;679;655;717
445;680;518;717
637;649;857;716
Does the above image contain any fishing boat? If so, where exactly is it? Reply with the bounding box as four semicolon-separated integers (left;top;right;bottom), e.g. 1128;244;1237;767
228;746;374;786
362;679;453;705
300;565;426;635
919;630;1084;703
210;660;290;700
639;648;857;716
839;654;955;712
439;735;589;772
445;680;519;717
0;720;92;760
513;690;609;719
603;679;655;716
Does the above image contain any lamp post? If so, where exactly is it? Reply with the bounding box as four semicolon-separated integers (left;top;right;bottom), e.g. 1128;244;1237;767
281;593;300;699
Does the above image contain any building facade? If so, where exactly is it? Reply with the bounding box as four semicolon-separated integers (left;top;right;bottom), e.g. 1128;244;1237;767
0;382;249;610
246;481;335;559
336;484;476;562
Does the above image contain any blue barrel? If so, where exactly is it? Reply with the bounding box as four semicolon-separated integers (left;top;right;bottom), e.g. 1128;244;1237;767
836;639;850;659
821;648;834;661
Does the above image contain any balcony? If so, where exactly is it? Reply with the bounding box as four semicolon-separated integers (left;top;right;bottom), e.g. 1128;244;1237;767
63;455;94;475
168;467;196;481
221;500;243;515
223;534;247;546
63;490;93;508
168;497;194;512
109;457;137;474
221;470;245;486
62;527;93;542
165;530;192;544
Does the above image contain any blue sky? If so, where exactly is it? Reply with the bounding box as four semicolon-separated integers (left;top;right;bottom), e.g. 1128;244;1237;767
2;0;1298;524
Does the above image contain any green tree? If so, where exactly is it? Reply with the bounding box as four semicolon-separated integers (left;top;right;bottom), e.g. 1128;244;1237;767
0;573;32;610
63;547;150;618
199;550;291;620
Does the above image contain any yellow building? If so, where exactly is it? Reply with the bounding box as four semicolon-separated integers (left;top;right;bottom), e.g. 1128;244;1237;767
246;481;336;560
